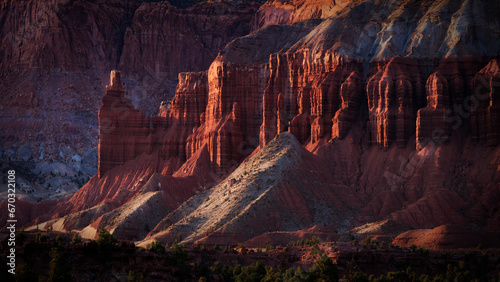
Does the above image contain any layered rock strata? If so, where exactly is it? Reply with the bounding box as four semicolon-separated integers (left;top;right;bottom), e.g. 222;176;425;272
261;52;363;147
366;57;425;149
186;62;263;174
99;70;210;178
471;59;500;147
154;71;209;163
416;57;483;150
98;71;151;178
119;1;259;80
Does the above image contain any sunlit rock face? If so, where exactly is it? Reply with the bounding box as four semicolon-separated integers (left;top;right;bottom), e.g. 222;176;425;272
5;0;500;245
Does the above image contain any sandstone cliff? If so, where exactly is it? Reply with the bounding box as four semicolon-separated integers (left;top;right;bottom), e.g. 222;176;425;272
4;0;500;246
0;0;259;197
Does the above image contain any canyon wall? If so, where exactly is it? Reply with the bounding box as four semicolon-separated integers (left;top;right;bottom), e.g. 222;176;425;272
0;0;258;78
0;0;259;197
119;1;260;80
4;0;500;242
97;0;500;179
260;52;363;147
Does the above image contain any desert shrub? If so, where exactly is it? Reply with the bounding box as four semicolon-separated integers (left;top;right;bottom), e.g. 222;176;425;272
235;261;267;282
236;243;244;250
39;246;71;282
71;234;81;244
148;240;165;254
266;244;273;251
310;244;323;256
410;244;417;252
97;228;117;249
14;263;37;281
128;270;144;282
171;243;188;264
307;254;339;282
175;233;183;244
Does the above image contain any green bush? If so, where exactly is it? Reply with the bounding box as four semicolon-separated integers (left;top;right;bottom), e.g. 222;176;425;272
72;234;81;244
148;240;165;254
97;228;117;249
307;254;339;282
39;246;71;282
128;270;144;282
171;243;188;264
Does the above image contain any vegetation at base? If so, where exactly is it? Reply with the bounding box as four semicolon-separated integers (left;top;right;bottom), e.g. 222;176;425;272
148;240;166;254
287;236;320;247
71;233;81;244
38;246;71;282
96;228;118;249
3;234;500;282
200;255;339;282
128;270;144;282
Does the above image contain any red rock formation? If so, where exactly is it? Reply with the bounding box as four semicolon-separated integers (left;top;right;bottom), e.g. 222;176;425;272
366;57;424;149
392;225;500;250
416;57;482;150
261;51;363;147
98;71;151;178
0;0;140;73
99;70;210;178
471;59;500;146
253;0;352;30
153;71;208;163
119;1;259;80
0;0;258;78
331;70;363;140
185;61;263;174
0;0;259;188
6;0;500;246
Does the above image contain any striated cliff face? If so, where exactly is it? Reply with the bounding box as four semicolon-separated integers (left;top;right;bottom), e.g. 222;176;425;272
253;0;353;30
98;71;152;178
6;0;500;245
0;0;259;198
261;52;363;147
367;57;425;149
97;0;500;194
119;1;260;80
471;59;500;147
0;0;258;78
98;70;210;178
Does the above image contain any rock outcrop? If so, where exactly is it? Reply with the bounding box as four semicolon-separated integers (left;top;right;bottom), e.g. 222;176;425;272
119;1;260;80
261;52;363;147
187;62;262;173
98;70;211;178
392;225;500;250
143;132;360;245
366;57;425;149
0;0;259;197
5;0;500;247
253;0;352;30
471;59;500;147
98;71;151;178
416;57;483;150
154;71;209;167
